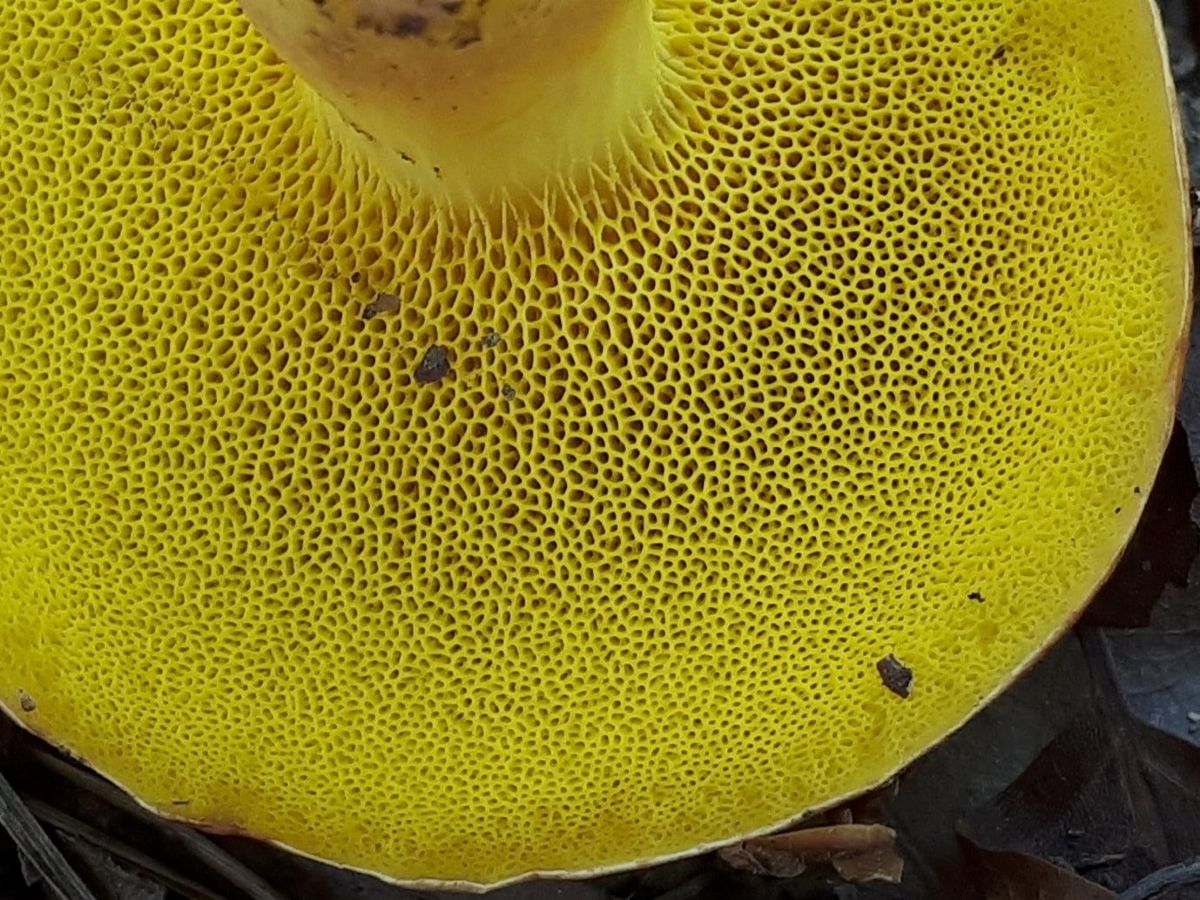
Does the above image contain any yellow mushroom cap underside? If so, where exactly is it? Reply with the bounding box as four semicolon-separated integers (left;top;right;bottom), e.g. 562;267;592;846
0;0;1190;890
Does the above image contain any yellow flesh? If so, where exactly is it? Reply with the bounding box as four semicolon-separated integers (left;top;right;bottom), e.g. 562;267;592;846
0;0;1189;888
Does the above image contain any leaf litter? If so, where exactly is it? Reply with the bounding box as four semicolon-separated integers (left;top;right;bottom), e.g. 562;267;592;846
956;632;1200;899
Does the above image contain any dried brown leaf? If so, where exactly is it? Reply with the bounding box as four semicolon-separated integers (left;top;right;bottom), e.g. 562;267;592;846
719;824;904;883
957;632;1200;896
832;843;906;884
958;846;1115;900
718;841;807;878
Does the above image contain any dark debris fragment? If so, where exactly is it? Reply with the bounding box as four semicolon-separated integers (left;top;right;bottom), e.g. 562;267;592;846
877;655;914;700
415;345;452;384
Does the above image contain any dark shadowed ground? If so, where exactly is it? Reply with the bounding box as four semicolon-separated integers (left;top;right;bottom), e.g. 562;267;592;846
2;2;1199;899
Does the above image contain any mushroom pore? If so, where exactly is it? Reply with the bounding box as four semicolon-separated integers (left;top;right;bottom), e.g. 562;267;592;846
0;0;1191;890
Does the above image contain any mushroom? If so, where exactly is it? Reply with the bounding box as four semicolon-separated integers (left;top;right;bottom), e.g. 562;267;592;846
0;0;1190;890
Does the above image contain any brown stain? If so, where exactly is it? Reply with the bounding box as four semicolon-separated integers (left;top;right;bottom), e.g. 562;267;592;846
357;12;428;37
351;0;485;47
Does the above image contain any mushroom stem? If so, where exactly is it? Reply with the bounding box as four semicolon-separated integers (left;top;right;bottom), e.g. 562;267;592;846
239;0;666;204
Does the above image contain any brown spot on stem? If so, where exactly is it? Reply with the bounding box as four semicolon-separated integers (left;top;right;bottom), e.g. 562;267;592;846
357;13;428;38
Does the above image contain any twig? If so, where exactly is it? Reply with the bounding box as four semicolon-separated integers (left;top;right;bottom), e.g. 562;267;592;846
1117;857;1200;900
25;797;228;900
31;750;289;900
0;767;97;900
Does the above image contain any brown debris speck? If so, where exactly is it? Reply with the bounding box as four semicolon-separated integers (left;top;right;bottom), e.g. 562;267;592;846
482;331;502;349
415;346;452;384
876;655;913;699
362;292;400;320
720;824;903;883
17;690;36;713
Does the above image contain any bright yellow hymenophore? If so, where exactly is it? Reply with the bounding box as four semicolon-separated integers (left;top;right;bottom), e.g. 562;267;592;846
0;0;1190;889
